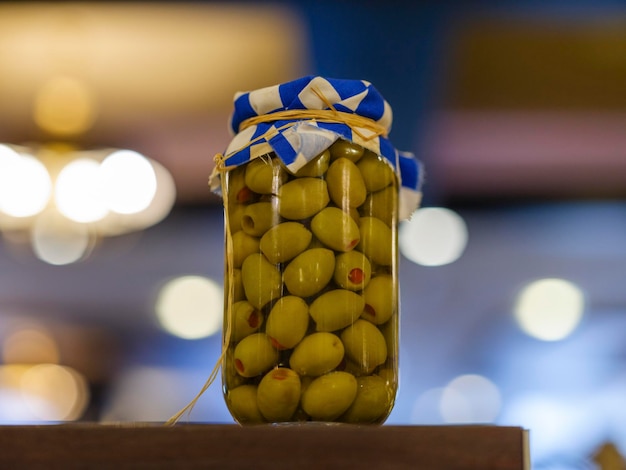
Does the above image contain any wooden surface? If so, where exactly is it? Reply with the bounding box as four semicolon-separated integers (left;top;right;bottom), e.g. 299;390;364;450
0;423;529;469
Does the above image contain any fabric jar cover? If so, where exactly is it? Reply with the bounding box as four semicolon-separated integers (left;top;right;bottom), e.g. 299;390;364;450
209;75;423;220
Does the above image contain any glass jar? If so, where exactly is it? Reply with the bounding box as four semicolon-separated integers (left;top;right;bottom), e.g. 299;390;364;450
211;76;422;425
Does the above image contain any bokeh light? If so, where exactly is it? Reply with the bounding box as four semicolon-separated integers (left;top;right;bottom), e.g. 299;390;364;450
514;278;585;341
0;364;89;423
33;75;97;136
55;158;108;223
100;150;157;214
0;147;52;218
440;374;501;423
155;275;223;339
399;207;468;266
2;326;60;365
31;210;92;265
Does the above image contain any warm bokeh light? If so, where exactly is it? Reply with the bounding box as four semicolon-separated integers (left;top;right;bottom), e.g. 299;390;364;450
155;276;223;339
55;158;108;223
31;210;92;265
100;150;157;214
0;147;52;218
33;75;97;136
399;207;468;266
514;278;585;341
2;326;60;365
20;364;89;421
0;364;89;423
440;374;501;423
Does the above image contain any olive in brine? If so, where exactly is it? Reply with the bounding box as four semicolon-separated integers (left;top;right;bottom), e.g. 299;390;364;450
357;217;393;266
356;151;396;192
241;253;283;309
326;158;367;209
260;222;312;264
227;385;264;424
289;332;344;376
257;367;301;422
341;319;387;374
361;275;395;325
227;166;254;205
361;185;397;227
301;371;357;421
265;296;309;349
283;248;335;298
309;289;365;332
233;332;279;378
231;231;260;268
277;178;329;220
294;149;330;177
341;375;392;424
231;300;263;342
329;139;364;162
333;251;371;291
311;207;360;252
244;156;288;194
241;202;277;237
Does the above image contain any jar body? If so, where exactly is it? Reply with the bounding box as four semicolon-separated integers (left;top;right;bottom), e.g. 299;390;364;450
221;140;399;424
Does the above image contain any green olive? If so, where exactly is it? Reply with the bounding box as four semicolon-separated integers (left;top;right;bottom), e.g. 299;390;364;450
340;375;392;424
241;202;278;237
231;231;260;268
283;248;335;298
244;156;288;194
223;347;247;389
233;332;279;378
227;385;265;424
301;371;357;421
356;151;396;192
309;289;364;332
230;268;245;302
294;149;330;177
241;253;283;309
326;158;367;209
311;207;360;252
340;319;387;374
227;166;255;205
361;275;395;325
256;367;301;422
260;222;312;264
231;300;264;342
265;296;309;349
357;217;394;266
289;332;344;376
227;203;247;234
333;251;372;291
360;185;397;227
329;139;364;162
277;178;329;220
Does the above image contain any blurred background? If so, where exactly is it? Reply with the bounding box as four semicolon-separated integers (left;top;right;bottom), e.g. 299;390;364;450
1;0;626;467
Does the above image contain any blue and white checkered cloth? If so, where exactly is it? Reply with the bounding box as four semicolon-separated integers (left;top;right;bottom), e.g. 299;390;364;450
211;76;423;219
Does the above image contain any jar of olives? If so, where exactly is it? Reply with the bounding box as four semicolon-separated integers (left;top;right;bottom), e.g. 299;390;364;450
210;76;422;425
